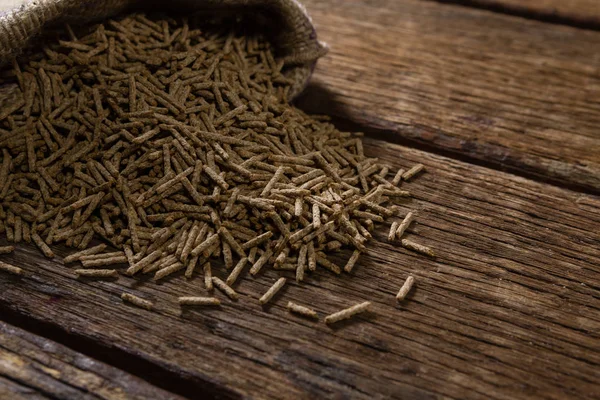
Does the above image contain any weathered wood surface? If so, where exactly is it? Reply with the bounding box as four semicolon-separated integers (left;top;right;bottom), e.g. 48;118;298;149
296;0;600;193
463;0;600;24
0;375;49;400
0;320;185;400
0;138;598;399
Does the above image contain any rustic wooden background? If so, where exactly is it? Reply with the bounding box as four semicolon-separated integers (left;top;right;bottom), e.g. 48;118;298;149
0;0;599;399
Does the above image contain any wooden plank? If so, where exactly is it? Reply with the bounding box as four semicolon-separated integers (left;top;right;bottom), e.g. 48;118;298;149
464;0;600;25
0;376;49;400
0;321;185;400
0;138;599;399
296;0;600;193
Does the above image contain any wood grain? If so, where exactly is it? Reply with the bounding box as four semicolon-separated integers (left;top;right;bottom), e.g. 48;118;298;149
0;137;598;399
0;376;49;400
462;0;600;25
296;0;600;193
0;320;184;400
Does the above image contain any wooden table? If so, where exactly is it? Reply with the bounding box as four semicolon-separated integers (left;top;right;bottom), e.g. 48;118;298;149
0;0;599;398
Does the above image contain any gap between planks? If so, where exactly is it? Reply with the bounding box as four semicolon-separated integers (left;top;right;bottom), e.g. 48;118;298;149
0;320;187;400
0;306;238;399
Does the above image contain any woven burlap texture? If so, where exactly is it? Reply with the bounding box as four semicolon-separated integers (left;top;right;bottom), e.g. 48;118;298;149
0;0;327;97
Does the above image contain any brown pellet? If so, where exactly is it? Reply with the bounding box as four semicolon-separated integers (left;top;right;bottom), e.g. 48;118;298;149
75;269;119;278
324;301;371;325
81;256;128;267
388;221;400;242
222;241;233;269
121;292;153;310
401;239;435;257
307;241;317;271
153;261;185;281
391;168;405;186
395;212;415;239
289;223;315;244
212;276;238;300
32;233;54;258
0;260;23;275
249;248;272;276
259;277;286;305
191;233;220;257
79;252;126;261
63;244;108;264
294;197;303;217
218;226;246;258
359;200;394;217
260;166;284;197
287;301;319;320
312;202;321;229
178;296;220;306
396;275;415;301
296;244;307;282
316;254;341;275
225;257;248;286
344;250;361;273
203;261;213;290
0;246;15;254
203;166;229;190
402;164;424;181
241;231;272;250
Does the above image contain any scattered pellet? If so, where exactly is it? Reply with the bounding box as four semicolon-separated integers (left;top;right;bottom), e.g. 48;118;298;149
225;257;248;286
259;277;286;305
343;250;361;273
261;167;284;196
81;256;128;267
391;168;405;186
178;296;221;306
121;292;153;310
124;245;135;267
395;212;415;239
63;244;108;264
396;275;415;301
249;248;272;276
191;233;220;257
401;239;435;257
307;241;316;271
0;260;22;275
312;202;321;229
75;269;119;278
203;261;213;290
0;246;15;254
324;301;371;325
296;244;307;282
212;276;238;300
218;227;246;258
388;221;400;242
402;164;424;181
31;233;54;258
79;252;125;261
287;301;318;320
316;254;341;275
154;261;185;281
241;231;272;250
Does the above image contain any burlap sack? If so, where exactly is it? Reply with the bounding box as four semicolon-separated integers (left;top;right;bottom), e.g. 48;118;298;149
0;0;327;98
